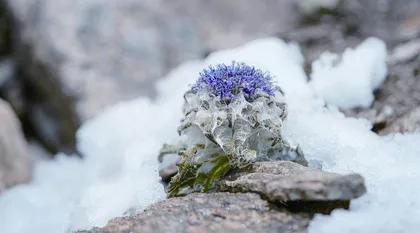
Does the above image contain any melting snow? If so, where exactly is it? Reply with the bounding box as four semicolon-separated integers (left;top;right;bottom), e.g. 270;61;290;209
0;99;167;232
309;37;388;109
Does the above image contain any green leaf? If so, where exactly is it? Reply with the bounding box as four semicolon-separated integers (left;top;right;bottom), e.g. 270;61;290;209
167;144;231;198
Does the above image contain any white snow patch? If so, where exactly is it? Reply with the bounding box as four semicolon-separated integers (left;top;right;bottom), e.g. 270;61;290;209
1;36;418;233
0;99;166;233
309;37;387;109
285;105;420;232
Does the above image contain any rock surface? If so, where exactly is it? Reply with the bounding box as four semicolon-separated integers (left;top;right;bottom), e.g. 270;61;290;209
379;107;420;135
0;98;30;191
78;192;311;233
2;0;299;153
159;163;178;183
80;156;365;232
389;39;420;64
0;2;12;56
218;161;366;202
0;58;27;119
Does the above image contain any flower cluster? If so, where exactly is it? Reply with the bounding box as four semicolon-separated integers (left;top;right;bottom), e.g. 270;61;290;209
191;62;281;101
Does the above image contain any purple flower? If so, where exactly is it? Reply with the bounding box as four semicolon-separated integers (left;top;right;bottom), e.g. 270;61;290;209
191;61;281;102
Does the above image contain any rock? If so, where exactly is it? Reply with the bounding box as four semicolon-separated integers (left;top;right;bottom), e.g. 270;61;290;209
389;39;420;64
78;192;311;233
0;58;27;118
3;0;299;153
0;98;30;191
380;107;420;135
0;58;13;87
279;23;344;45
297;0;341;15
334;0;420;42
0;2;12;56
397;10;420;40
159;163;178;183
158;152;182;183
217;161;366;213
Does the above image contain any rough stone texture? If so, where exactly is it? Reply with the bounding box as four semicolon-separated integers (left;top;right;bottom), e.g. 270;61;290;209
336;0;420;42
2;0;299;153
159;153;182;183
0;98;30;191
218;161;366;202
389;39;420;64
379;107;420;135
78;192;311;233
0;58;27;119
159;163;178;183
294;0;420;43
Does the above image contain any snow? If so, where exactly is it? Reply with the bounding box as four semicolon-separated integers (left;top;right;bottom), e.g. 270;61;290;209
309;37;388;109
0;99;166;233
1;36;419;233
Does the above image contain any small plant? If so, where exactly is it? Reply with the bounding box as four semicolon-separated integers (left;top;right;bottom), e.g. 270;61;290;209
160;61;307;197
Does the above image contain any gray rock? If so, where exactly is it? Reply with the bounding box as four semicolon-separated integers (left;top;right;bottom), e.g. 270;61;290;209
3;0;299;153
159;163;178;183
0;2;12;56
0;58;13;87
0;58;27;118
218;161;366;202
380;107;420;135
396;9;420;40
333;0;420;42
158;151;182;183
77;192;311;233
0;98;31;191
389;39;420;64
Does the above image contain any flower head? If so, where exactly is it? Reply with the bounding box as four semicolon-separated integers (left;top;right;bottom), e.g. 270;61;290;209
191;61;281;101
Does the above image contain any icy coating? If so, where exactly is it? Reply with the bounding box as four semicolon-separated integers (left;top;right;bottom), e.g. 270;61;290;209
165;63;307;197
181;89;288;161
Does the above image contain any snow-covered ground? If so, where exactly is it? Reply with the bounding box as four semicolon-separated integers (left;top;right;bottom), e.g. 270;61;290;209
1;37;419;233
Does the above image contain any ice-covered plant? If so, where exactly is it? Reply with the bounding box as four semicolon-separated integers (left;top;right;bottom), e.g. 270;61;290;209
160;61;307;197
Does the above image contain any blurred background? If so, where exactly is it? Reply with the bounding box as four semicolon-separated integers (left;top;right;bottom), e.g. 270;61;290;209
0;0;419;191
